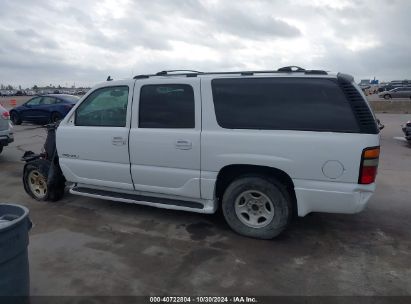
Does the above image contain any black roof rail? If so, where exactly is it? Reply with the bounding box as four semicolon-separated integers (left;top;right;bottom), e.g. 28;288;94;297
156;70;203;76
133;74;150;79
305;70;328;75
277;66;306;72
277;66;328;75
133;67;329;79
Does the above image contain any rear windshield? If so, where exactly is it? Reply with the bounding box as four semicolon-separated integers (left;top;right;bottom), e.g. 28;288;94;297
211;77;360;133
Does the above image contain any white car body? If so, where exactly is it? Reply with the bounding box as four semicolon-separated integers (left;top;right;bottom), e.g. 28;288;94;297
56;71;380;217
0;105;14;153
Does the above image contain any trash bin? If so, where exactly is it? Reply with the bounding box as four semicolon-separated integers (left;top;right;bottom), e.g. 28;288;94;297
0;204;32;296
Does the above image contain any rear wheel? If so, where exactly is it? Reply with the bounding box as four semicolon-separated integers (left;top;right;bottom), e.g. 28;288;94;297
50;112;62;123
222;176;292;239
384;94;391;100
23;159;65;201
10;111;22;125
0;145;3;154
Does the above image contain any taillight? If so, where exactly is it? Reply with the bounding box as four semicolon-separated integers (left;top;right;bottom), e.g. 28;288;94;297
1;111;10;120
359;147;380;184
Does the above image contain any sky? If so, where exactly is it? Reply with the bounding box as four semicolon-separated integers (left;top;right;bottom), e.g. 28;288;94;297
0;0;410;88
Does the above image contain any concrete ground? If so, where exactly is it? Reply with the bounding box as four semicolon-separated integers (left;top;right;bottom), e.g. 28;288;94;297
0;114;410;296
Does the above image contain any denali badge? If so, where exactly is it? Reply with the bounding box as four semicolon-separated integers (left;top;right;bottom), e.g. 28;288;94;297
62;153;79;159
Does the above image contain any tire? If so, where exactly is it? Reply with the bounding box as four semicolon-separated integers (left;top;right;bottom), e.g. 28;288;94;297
10;111;22;125
50;112;62;123
384;94;391;100
222;176;292;239
23;159;65;202
0;145;3;154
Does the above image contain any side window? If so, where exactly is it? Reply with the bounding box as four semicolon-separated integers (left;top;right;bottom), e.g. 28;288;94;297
211;78;360;132
75;86;129;127
41;97;56;105
26;97;42;106
139;84;195;128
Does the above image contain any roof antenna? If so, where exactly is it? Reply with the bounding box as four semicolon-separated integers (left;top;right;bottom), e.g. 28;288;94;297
107;76;113;81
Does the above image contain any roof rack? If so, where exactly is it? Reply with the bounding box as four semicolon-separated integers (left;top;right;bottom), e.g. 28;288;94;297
133;67;328;79
156;70;203;76
277;66;305;72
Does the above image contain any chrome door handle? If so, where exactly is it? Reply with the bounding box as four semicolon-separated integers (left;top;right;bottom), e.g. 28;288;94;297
175;140;192;150
112;137;126;146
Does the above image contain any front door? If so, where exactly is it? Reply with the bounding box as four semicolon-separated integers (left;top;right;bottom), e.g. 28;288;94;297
57;82;134;190
129;79;201;198
21;96;42;121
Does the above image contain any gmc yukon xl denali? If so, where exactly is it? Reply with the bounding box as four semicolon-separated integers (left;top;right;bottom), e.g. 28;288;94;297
22;67;381;239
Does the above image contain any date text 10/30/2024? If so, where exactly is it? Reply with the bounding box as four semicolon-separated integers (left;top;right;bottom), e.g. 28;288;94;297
150;296;258;303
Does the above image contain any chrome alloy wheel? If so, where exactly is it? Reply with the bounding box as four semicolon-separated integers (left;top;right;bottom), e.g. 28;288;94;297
234;190;274;228
28;170;47;199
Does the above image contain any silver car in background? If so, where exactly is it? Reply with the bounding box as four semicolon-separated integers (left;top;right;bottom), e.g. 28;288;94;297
0;105;14;154
379;87;411;100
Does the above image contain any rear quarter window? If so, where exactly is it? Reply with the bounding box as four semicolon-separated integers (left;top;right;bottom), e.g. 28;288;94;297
211;77;360;133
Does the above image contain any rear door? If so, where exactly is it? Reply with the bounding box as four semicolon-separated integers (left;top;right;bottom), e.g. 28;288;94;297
129;78;201;198
36;96;57;120
57;81;134;190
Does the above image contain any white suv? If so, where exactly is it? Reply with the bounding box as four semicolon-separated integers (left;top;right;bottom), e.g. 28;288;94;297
24;67;381;239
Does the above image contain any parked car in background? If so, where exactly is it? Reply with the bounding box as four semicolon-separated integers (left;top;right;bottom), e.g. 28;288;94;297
379;87;411;99
402;121;411;143
0;105;13;154
10;94;80;125
25;90;36;96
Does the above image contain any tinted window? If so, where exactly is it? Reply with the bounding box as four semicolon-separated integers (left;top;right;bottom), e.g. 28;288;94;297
41;97;56;105
139;84;195;128
75;86;128;127
212;78;360;132
26;97;42;106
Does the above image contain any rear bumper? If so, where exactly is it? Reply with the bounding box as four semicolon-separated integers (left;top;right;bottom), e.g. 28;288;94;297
294;179;376;216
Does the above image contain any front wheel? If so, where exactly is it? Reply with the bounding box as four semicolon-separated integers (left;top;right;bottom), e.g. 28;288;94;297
23;159;65;201
222;176;292;239
0;145;3;154
384;94;391;100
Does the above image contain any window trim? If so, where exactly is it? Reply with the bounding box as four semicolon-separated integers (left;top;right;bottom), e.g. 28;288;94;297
75;85;129;127
138;83;196;129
